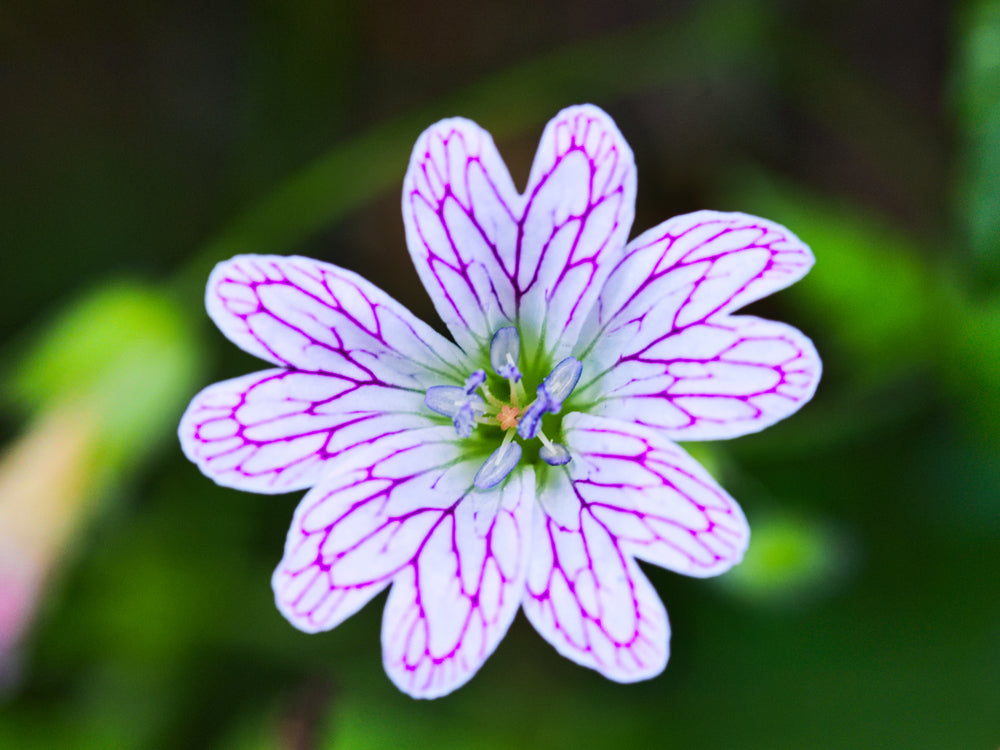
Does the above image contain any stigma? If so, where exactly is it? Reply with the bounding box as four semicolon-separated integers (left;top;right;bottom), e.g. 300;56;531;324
498;405;521;431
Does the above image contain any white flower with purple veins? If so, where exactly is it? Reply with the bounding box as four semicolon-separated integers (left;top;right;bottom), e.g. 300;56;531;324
179;104;821;698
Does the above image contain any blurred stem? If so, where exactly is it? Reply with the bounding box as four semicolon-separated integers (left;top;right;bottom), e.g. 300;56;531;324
0;399;101;668
0;400;99;553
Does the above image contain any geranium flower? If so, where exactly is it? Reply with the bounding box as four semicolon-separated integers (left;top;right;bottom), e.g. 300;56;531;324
179;104;820;698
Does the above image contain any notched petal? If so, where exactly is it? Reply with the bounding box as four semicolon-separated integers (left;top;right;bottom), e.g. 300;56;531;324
522;411;751;682
561;413;750;576
518;105;637;356
575;210;820;440
381;467;535;698
590;316;821;440
179;369;433;494
205;255;470;383
523;504;670;683
402;119;521;352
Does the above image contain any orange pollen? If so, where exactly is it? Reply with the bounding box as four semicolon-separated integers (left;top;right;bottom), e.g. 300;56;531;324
498;405;521;431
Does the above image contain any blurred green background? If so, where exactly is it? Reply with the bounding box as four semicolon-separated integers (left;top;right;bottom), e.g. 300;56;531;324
1;0;998;747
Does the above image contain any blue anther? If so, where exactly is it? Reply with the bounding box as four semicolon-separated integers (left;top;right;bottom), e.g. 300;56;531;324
517;392;550;440
455;401;477;438
541;357;582;412
425;385;484;437
464;369;486;394
490;327;522;382
474;440;522;489
539;442;571;466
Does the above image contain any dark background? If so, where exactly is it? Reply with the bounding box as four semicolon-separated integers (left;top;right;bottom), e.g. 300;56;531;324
1;1;998;747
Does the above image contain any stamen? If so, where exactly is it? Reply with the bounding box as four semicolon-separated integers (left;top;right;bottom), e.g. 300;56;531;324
425;385;485;437
490;327;522;382
511;376;527;405
464;369;486;394
454;401;477;438
426;353;581;471
480;383;502;408
474;434;522;489
514;357;582;439
516;391;550;439
425;386;471;417
542;357;582;411
539;442;571;466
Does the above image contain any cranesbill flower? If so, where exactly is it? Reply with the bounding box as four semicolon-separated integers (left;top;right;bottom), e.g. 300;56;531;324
179;104;821;698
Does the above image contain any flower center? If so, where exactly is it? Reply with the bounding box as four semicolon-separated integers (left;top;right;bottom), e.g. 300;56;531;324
424;326;580;489
498;404;521;431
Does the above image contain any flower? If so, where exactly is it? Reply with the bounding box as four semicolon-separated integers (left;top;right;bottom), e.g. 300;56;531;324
179;104;821;699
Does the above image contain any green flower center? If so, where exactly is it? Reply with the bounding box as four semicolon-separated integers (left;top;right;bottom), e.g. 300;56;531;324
424;326;580;489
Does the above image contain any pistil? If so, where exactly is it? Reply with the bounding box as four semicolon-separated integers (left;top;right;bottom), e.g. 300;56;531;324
498;404;521;431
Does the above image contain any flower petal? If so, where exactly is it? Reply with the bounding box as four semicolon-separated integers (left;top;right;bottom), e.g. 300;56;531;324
402;118;522;353
522;502;669;683
206;254;471;383
559;413;749;576
522;412;749;682
402;105;636;359
382;467;533;699
587;316;820;440
272;427;461;634
576;211;820;440
518;105;636;357
179;369;434;494
271;426;533;699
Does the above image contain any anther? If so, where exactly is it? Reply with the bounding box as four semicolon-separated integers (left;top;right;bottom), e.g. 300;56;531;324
490;327;522;382
425;385;485;437
474;437;522;489
539;441;571;466
541;357;582;412
464;369;486;394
